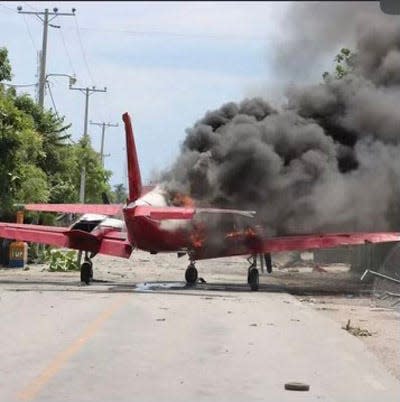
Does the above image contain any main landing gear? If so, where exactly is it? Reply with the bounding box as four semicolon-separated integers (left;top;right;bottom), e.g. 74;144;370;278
247;253;273;291
185;262;198;286
80;253;93;285
247;256;259;291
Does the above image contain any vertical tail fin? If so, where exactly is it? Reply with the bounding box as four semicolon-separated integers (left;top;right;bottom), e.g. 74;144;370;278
122;112;142;202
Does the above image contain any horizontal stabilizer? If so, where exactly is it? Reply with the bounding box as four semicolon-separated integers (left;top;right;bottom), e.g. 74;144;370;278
23;204;122;216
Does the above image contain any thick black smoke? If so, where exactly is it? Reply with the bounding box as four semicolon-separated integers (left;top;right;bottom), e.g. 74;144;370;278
161;6;400;236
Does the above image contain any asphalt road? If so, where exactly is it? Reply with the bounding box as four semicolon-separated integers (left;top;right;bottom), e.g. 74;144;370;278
0;267;399;402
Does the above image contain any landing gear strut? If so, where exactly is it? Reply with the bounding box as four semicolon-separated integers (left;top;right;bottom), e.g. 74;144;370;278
247;256;259;291
80;253;93;285
185;262;198;286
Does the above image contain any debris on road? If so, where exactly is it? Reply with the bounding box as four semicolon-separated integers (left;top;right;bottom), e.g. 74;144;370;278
284;382;310;391
342;319;372;337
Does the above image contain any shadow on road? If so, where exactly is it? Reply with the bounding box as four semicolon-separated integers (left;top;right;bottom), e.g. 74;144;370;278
0;276;374;298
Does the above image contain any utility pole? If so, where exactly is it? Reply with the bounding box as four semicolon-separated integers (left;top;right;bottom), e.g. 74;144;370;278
89;121;119;166
69;85;107;203
17;6;76;108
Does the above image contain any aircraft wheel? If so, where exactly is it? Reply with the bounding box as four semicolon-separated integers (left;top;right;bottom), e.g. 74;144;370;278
80;261;92;285
185;264;198;285
248;267;259;291
86;259;94;279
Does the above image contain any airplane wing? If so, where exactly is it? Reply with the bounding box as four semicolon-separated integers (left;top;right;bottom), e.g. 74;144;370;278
22;204;123;216
0;222;132;258
135;206;256;220
21;186;156;216
194;230;400;260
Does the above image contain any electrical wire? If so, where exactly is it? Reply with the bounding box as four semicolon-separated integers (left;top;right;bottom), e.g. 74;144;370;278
59;27;76;75
22;1;38;11
46;81;59;117
22;14;38;51
73;14;95;86
62;25;269;42
46;80;76;145
0;3;17;13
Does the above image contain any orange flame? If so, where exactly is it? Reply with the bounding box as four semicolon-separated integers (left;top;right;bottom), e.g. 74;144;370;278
225;227;257;240
190;222;206;248
171;192;195;207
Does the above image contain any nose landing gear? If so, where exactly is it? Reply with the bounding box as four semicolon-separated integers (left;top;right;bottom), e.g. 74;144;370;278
185;262;198;285
80;252;93;285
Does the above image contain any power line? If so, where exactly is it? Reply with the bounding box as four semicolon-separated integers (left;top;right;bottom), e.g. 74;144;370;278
46;80;59;117
73;14;95;86
59;27;76;75
22;14;38;51
61;25;270;42
18;6;76;108
0;3;17;13
22;1;38;11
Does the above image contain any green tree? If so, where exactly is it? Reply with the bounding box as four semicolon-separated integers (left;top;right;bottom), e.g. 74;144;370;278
323;48;355;81
111;183;128;203
0;46;113;219
0;47;12;82
73;135;113;203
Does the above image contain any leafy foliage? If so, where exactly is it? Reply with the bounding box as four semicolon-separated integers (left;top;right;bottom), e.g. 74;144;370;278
0;47;12;82
0;47;113;219
111;183;128;203
323;48;355;81
44;248;79;271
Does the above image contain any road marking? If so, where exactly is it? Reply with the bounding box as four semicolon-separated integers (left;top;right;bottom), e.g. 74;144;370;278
17;294;129;401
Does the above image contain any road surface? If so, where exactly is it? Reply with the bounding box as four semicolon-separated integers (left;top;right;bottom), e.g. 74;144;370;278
0;253;399;401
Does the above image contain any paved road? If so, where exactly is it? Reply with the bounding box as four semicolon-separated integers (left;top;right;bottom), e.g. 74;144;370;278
0;276;399;402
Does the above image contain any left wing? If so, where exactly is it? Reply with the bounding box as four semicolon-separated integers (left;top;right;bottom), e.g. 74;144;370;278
0;223;132;258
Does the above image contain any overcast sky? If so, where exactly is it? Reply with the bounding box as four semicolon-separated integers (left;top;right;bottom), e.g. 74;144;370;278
0;1;380;187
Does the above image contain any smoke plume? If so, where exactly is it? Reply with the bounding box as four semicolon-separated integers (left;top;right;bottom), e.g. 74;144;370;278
161;4;400;236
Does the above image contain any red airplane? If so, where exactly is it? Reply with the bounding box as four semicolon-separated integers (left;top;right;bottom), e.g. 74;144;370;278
1;112;399;290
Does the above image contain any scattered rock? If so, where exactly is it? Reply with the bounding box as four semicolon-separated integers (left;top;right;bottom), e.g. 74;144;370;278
299;298;316;303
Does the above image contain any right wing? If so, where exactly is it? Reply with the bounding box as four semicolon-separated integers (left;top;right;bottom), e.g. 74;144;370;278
0;222;132;258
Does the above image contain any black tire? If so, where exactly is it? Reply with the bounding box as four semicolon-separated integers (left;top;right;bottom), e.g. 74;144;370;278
248;267;259;291
80;261;92;285
87;260;94;279
185;264;198;285
264;253;272;273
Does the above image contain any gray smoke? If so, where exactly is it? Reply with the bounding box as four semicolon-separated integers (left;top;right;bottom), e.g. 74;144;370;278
161;5;400;236
271;2;391;82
